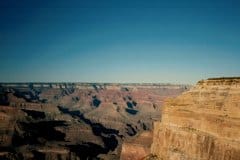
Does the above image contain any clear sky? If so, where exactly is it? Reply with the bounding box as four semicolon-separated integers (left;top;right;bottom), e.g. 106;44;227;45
0;0;240;84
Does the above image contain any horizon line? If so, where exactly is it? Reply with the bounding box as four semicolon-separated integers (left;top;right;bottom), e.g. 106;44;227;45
0;81;192;85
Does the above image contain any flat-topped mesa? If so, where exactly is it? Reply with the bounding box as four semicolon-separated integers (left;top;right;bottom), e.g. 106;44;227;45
150;77;240;160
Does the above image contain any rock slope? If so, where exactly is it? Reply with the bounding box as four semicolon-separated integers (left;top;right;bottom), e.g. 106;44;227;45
120;131;152;160
150;78;240;160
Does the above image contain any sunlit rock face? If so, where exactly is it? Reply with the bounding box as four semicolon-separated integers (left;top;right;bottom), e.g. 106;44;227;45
0;83;188;160
120;131;153;160
150;78;240;160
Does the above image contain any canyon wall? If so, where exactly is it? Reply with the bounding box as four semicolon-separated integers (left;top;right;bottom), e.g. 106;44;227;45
150;78;240;160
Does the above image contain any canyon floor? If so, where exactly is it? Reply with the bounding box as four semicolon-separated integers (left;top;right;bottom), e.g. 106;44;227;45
0;83;188;160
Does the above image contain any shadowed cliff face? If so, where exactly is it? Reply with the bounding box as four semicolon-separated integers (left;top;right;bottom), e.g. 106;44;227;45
58;106;119;154
12;121;67;146
149;78;240;160
0;83;188;160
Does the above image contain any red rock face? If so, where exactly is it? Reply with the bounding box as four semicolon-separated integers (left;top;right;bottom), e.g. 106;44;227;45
150;78;240;160
120;131;153;160
0;83;188;160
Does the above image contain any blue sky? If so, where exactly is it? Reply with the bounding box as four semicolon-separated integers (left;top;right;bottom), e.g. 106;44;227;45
0;0;240;84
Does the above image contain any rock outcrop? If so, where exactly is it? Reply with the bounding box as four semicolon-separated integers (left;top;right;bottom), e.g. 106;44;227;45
120;131;153;160
150;78;240;160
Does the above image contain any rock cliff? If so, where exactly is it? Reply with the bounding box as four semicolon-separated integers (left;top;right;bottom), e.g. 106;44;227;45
150;78;240;160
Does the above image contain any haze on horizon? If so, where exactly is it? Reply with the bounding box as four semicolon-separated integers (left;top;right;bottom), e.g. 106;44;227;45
0;0;240;84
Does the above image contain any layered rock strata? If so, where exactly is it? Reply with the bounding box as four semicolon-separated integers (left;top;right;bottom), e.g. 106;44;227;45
150;78;240;160
0;83;188;159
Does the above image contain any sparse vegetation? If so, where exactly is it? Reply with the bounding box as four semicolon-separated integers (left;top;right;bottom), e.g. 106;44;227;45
144;154;163;160
208;77;240;80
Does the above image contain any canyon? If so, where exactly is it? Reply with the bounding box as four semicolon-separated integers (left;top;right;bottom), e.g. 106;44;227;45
0;83;188;160
2;78;239;160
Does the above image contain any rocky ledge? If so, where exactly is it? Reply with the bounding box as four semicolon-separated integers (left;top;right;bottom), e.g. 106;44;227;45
149;77;240;160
